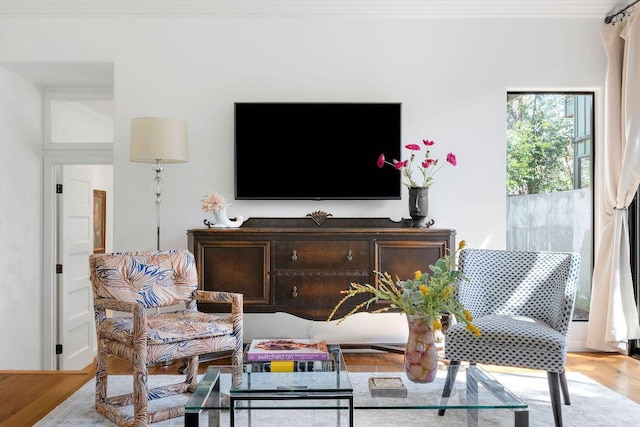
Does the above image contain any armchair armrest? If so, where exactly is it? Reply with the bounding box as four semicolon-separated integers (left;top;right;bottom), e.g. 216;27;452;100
194;290;243;316
94;298;141;314
93;298;148;349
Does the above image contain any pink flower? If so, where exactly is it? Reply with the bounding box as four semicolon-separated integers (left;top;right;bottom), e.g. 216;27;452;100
201;193;226;214
422;159;435;168
394;159;408;170
377;137;457;188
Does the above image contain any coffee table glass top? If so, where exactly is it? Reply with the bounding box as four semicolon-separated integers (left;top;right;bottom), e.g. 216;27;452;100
186;346;527;412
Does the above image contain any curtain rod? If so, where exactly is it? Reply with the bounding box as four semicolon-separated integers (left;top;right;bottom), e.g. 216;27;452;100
605;0;640;24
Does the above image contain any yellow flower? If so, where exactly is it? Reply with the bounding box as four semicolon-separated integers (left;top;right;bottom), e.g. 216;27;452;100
466;323;481;336
432;318;442;330
463;309;473;322
419;285;430;296
440;285;452;298
458;240;467;250
414;270;423;280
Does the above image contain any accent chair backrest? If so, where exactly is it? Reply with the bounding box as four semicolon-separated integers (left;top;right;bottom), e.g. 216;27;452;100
456;248;581;336
89;250;198;309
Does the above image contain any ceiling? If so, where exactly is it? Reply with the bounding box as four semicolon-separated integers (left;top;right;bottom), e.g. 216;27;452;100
0;1;630;20
0;1;630;88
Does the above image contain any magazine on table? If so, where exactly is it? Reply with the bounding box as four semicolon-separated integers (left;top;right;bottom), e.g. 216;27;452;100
246;338;330;362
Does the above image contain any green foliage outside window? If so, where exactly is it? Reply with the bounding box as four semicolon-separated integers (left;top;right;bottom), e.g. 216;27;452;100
506;94;574;195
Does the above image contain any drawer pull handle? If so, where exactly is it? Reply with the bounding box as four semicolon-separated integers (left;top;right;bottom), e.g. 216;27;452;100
347;250;353;261
291;250;297;261
292;286;298;298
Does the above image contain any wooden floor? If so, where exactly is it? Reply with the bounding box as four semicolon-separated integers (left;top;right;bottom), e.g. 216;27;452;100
1;351;639;426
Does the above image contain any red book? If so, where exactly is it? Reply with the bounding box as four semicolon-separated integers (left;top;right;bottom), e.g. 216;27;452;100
246;339;330;362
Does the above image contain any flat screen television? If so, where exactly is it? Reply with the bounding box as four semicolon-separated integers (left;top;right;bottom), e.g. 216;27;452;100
234;102;401;200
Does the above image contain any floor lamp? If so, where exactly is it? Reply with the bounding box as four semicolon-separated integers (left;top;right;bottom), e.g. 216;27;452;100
130;117;189;250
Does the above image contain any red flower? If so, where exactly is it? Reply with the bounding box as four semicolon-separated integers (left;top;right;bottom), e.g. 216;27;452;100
394;159;408;170
377;137;457;188
422;159;435;168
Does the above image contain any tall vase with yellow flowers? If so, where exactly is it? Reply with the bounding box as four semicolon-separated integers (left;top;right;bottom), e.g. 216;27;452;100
327;240;480;383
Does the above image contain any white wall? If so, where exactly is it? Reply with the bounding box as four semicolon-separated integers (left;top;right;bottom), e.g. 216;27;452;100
0;16;606;368
0;67;43;369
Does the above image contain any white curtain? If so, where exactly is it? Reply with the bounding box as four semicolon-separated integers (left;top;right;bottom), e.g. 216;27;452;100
586;12;640;352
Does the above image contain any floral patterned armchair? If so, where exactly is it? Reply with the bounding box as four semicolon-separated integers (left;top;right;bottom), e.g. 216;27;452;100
89;250;243;427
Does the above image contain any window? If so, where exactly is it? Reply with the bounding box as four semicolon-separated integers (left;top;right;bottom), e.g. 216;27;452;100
44;90;114;150
506;92;593;320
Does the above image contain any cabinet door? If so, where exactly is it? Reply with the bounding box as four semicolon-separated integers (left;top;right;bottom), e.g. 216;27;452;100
196;241;270;305
374;240;449;279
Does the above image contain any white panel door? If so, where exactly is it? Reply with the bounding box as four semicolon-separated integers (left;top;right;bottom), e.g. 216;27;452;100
58;165;96;370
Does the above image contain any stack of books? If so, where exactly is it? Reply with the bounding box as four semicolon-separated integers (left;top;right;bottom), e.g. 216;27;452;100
244;339;336;373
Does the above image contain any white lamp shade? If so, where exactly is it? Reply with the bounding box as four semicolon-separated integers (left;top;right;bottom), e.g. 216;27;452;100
130;117;189;163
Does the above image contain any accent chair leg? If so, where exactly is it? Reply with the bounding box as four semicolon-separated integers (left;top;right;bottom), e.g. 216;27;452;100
559;370;571;405
438;360;461;416
547;371;563;427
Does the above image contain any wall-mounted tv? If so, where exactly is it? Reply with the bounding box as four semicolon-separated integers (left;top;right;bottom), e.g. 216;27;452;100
234;102;401;200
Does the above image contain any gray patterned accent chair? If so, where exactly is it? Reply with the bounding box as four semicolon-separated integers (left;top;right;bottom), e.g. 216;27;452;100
439;249;581;427
89;250;243;427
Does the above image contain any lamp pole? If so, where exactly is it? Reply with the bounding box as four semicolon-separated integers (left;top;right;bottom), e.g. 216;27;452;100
151;160;164;250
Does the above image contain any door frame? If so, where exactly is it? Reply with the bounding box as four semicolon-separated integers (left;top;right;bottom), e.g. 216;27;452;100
42;151;112;370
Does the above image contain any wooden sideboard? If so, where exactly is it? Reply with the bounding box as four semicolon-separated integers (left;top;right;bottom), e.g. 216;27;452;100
187;217;455;321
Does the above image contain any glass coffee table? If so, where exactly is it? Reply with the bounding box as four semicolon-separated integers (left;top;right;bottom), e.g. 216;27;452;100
185;346;528;426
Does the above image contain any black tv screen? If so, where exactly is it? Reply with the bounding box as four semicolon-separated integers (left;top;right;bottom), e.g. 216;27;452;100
234;102;401;200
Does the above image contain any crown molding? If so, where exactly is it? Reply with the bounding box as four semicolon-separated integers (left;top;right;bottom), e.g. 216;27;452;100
0;0;624;19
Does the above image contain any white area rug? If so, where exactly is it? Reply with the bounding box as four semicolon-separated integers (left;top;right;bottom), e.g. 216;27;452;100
36;371;640;426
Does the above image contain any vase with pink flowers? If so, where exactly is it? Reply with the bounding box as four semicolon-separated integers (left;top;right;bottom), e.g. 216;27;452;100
377;138;457;227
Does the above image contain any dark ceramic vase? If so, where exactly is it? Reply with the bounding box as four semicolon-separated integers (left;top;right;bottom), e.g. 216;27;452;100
408;187;431;228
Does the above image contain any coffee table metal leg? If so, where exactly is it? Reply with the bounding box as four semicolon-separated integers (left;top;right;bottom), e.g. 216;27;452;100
230;396;236;427
185;411;199;427
185;368;221;427
514;409;529;427
466;367;479;427
209;374;221;427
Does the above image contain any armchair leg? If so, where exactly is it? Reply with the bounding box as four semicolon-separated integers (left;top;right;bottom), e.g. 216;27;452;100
186;355;199;392
547;371;563;427
559;370;570;405
95;341;109;409
438;360;461;416
133;349;148;426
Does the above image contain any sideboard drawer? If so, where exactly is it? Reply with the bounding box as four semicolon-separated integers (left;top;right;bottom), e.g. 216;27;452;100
274;240;369;270
275;275;370;320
